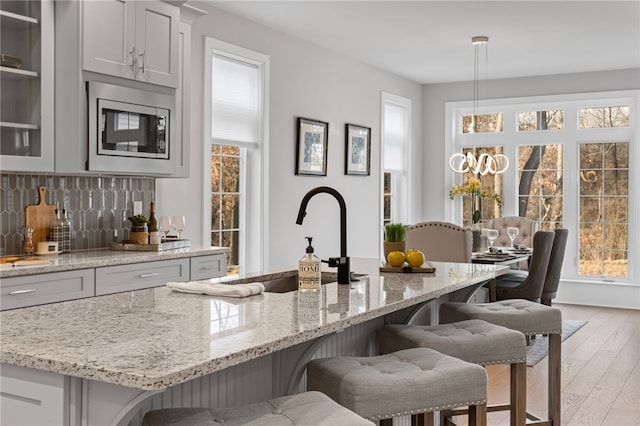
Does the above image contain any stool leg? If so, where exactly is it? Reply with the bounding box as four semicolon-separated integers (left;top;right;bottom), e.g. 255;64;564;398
511;361;526;426
468;402;487;426
548;333;561;426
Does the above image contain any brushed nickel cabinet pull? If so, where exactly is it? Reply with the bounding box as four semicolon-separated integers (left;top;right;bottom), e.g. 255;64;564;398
139;273;159;278
9;289;36;295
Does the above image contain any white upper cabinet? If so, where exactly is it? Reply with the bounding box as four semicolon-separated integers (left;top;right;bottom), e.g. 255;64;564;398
0;0;54;172
82;0;179;88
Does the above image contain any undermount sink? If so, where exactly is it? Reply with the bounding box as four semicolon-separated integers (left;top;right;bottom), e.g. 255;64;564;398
220;271;364;293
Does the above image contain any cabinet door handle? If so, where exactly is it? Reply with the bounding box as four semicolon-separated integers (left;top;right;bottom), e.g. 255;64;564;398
139;273;159;278
201;266;217;270
9;289;37;295
129;47;137;75
138;50;145;74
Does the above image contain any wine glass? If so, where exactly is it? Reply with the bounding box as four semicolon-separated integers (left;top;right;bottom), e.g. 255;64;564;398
507;227;519;248
172;215;185;240
159;216;172;240
486;229;499;249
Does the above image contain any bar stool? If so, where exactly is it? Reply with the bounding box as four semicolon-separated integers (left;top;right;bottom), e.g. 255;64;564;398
306;347;488;426
142;391;374;425
377;319;527;426
439;299;563;426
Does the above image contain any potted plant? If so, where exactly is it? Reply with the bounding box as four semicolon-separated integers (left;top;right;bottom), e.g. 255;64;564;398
383;223;406;262
128;214;149;244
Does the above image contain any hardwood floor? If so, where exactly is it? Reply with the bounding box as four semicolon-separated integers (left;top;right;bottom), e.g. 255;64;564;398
456;303;640;425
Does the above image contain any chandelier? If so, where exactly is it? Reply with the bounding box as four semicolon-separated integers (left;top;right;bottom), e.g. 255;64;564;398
449;35;509;176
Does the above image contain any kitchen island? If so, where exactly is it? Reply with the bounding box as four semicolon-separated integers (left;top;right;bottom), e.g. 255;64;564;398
0;258;505;425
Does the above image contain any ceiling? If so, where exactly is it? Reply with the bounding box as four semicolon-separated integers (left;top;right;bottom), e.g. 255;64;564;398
207;1;640;84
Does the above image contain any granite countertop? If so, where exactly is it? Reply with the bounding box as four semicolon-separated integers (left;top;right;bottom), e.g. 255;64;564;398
0;245;230;278
0;258;505;391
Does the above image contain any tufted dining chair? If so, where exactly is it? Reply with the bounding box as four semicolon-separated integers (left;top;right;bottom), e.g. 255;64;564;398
496;228;569;306
405;221;472;263
487;216;539;270
494;230;555;303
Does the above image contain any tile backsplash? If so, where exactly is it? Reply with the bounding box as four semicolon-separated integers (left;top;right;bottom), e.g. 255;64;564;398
0;173;155;256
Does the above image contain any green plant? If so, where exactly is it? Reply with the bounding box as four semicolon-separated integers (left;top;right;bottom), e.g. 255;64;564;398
128;214;148;225
384;223;406;242
449;176;502;224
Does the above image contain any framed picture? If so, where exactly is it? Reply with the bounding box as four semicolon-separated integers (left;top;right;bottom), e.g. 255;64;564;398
345;123;371;175
296;117;329;176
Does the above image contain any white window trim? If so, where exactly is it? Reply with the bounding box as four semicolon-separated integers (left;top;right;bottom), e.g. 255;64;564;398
445;90;639;288
204;37;269;273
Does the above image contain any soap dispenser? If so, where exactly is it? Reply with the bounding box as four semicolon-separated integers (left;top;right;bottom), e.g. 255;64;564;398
299;237;321;292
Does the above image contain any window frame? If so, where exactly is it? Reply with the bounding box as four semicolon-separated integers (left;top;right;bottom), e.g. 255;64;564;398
204;37;269;275
446;90;638;285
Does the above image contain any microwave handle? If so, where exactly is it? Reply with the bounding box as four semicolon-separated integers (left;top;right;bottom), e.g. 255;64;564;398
138;50;145;75
129;47;137;76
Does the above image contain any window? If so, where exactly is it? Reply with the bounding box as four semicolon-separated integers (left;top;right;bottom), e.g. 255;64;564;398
382;92;411;226
579;142;629;277
518;144;563;229
205;38;268;276
211;145;241;275
448;92;637;283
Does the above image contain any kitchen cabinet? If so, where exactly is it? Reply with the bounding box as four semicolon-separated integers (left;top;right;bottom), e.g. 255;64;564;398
0;364;66;426
0;269;94;311
190;253;227;280
82;0;179;88
0;0;54;172
95;258;189;296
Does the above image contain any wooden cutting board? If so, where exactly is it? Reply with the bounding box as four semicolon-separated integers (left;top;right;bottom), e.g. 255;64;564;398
25;186;56;246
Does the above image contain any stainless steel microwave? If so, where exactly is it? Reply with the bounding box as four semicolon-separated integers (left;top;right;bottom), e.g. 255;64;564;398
87;82;176;175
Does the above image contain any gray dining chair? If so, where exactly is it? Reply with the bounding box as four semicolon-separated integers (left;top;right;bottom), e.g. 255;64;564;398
405;221;472;263
486;216;539;270
493;230;555;303
497;228;568;306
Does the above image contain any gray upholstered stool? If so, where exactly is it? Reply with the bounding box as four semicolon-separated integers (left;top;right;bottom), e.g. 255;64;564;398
306;347;488;426
440;299;563;426
141;391;374;425
377;319;527;426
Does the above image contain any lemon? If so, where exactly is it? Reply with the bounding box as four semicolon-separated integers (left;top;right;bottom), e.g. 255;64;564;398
387;251;406;267
406;249;425;267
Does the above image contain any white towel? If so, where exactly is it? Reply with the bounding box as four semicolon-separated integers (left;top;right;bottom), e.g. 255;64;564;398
166;281;265;298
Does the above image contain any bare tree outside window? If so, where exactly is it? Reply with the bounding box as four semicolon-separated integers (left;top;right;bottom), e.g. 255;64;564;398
211;144;240;275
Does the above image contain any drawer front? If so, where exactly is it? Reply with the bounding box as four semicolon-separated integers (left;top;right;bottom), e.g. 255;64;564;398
95;258;189;295
1;269;94;311
190;254;227;280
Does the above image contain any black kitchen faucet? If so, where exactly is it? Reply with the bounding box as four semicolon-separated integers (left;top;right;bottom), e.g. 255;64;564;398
296;186;350;284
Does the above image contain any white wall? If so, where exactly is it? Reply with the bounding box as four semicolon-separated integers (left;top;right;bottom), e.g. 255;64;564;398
158;3;423;272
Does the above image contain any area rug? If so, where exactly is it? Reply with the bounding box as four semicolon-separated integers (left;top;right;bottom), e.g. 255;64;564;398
527;319;586;366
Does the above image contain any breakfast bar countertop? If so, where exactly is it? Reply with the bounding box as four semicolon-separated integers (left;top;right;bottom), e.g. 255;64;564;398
0;245;230;278
0;258;506;391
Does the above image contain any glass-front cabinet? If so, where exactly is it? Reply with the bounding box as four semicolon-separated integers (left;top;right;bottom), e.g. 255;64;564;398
0;0;53;171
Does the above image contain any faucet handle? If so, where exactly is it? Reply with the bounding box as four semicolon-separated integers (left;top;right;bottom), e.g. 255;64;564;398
327;257;349;267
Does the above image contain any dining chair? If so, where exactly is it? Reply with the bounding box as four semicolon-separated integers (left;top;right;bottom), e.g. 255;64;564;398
486;216;539;270
493;230;555;303
405;221;472;263
497;228;568;306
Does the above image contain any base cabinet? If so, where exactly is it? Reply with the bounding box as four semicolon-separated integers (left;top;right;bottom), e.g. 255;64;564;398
0;364;67;426
0;269;94;311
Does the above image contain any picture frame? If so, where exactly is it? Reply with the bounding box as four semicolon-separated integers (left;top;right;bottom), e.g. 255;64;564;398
345;123;371;175
296;117;329;176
